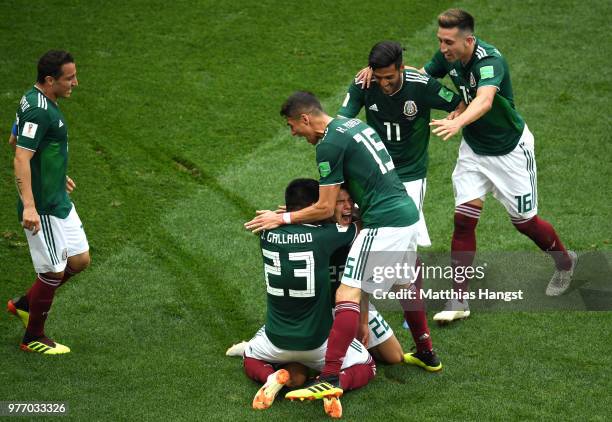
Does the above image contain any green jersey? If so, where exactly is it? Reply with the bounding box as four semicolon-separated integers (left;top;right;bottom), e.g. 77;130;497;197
261;222;357;350
329;243;350;307
15;86;71;220
424;38;525;156
317;117;418;228
338;69;461;182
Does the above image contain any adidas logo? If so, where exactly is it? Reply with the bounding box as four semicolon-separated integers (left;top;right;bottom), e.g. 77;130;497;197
449;69;458;76
59;120;64;128
368;104;379;112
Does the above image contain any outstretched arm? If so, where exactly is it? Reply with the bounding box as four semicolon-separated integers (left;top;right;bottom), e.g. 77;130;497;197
245;184;340;234
430;86;497;140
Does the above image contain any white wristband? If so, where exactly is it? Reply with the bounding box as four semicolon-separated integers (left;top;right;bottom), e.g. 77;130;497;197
282;212;292;225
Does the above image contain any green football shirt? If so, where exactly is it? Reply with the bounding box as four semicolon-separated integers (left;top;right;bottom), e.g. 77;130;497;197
329;243;350;307
16;86;71;220
261;223;357;350
424;38;525;156
316;117;419;228
338;69;461;182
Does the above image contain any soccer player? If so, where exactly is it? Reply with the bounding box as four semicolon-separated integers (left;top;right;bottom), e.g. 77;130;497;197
245;92;440;408
425;9;577;321
338;41;464;248
7;50;90;354
330;186;404;364
355;9;577;321
244;178;374;418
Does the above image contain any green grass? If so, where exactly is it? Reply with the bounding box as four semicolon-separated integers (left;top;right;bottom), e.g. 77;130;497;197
0;0;610;420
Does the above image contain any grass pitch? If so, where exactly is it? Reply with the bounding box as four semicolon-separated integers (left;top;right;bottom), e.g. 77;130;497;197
0;0;610;420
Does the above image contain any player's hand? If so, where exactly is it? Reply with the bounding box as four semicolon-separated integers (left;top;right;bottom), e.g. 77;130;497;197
446;110;460;120
430;118;462;141
244;210;283;234
355;66;373;89
358;323;370;348
22;206;41;235
447;101;467;120
66;175;76;193
274;205;287;214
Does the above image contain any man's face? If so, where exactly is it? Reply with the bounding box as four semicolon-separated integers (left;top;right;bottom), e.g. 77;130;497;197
50;62;78;98
436;27;473;63
334;189;354;227
372;63;403;95
286;115;318;145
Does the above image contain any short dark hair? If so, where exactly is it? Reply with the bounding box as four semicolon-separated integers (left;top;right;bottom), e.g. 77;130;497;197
37;50;74;84
438;9;475;33
368;41;404;70
280;91;323;119
285;178;319;212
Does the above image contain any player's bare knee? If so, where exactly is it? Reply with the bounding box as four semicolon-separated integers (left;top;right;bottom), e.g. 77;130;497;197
336;284;360;303
378;339;404;364
387;349;404;365
68;251;91;273
466;198;483;208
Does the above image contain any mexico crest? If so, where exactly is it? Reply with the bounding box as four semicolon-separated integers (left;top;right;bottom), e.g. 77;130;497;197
469;72;476;88
403;100;418;119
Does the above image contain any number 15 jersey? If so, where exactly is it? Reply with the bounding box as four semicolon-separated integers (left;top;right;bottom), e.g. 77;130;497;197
316;117;418;229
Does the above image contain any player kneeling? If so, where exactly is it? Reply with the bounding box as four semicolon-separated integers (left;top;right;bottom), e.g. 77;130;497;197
242;179;375;418
229;186;405;365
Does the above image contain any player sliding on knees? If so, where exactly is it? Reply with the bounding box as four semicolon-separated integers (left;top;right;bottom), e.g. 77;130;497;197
245;92;441;415
243;179;375;418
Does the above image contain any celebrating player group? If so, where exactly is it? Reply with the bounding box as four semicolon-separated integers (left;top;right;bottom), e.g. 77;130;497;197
5;6;577;421
241;8;577;419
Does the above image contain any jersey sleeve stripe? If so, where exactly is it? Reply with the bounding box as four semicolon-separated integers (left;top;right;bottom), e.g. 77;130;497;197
476;46;487;59
406;74;429;81
319;181;344;186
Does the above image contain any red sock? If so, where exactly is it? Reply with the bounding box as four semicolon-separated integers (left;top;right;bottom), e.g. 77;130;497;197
25;266;74;302
243;357;275;384
401;261;433;352
339;358;376;391
24;275;61;341
452;204;481;295
321;301;360;377
513;216;571;270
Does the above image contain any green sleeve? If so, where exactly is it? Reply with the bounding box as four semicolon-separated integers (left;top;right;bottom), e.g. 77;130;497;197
337;80;365;118
423;51;448;79
423;77;462;112
475;57;504;90
16;107;50;151
315;142;345;186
